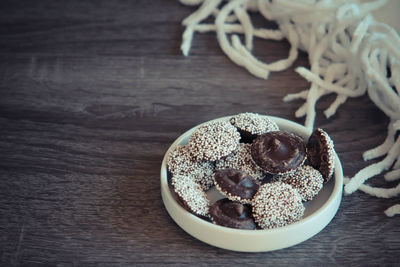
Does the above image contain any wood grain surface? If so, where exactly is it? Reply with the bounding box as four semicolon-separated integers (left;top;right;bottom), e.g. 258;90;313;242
0;0;399;266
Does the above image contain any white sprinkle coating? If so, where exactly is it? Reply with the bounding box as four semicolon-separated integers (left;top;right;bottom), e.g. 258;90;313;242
252;182;305;229
215;143;265;180
188;120;240;161
167;145;214;190
274;165;324;202
230;113;279;135
171;174;210;216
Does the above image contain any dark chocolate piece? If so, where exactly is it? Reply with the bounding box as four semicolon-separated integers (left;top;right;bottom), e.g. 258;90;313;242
209;198;257;230
251;131;306;174
306;128;335;183
214;169;259;204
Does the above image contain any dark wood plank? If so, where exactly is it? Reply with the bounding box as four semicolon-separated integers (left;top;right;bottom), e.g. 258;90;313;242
0;0;399;266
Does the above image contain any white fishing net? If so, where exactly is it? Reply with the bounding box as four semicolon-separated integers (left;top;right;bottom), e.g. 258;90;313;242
178;0;400;216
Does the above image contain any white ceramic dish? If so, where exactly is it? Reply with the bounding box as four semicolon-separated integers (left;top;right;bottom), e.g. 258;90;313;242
160;115;343;252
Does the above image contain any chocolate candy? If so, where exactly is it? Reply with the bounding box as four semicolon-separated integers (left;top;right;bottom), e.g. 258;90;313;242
168;145;214;190
214;168;259;204
171;174;210;217
274;165;324;202
215;143;266;180
188;120;240;161
209;198;257;230
230;113;279;143
251;131;306;174
306;128;335;183
167;115;335;231
252;182;305;229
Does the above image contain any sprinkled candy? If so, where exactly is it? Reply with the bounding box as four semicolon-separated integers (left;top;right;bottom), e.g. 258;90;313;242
188;120;240;161
215;143;265;180
230;112;279;143
274;165;324;202
171;174;210;217
168;144;214;190
252;182;305;229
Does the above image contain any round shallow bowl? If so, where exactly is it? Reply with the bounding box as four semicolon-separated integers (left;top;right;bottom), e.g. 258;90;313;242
160;115;343;252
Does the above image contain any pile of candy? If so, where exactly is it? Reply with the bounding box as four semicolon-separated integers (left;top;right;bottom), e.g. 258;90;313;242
168;113;335;229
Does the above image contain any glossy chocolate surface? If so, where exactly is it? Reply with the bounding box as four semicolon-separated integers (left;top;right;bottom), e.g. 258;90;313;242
214;169;259;201
209;199;257;230
251;131;306;174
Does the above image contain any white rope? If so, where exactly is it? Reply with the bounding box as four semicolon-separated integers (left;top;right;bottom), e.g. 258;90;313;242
394;154;400;170
212;9;238;23
324;94;347;119
179;0;400;216
234;5;254;50
283;89;309;102
344;136;400;195
363;120;396;161
359;0;388;15
350;14;373;53
384;169;400;182
385;204;400;217
295;67;365;97
344;177;400;198
179;0;204;6
216;0;270;79
181;0;222;56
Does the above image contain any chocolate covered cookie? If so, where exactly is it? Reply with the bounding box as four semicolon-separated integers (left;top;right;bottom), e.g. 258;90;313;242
209;198;257;230
252;182;305;229
306;128;335;183
214;168;259;204
274;165;324;202
230;113;279;143
188;120;240;161
251;131;306;174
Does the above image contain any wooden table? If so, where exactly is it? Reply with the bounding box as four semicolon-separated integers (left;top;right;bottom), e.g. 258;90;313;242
1;1;399;266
